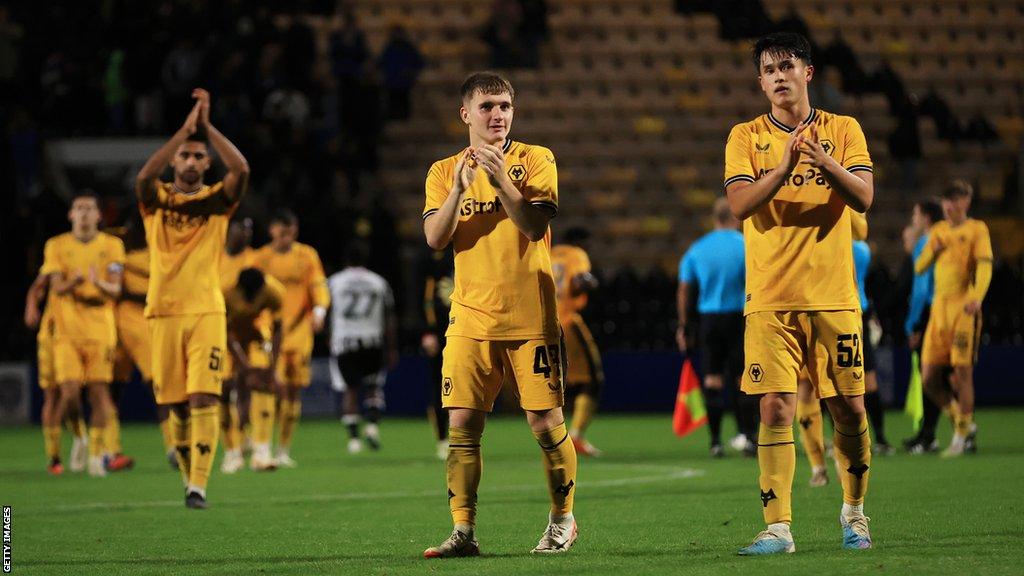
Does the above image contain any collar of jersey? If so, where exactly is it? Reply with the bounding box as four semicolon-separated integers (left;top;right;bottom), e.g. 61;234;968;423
501;139;513;153
767;108;817;133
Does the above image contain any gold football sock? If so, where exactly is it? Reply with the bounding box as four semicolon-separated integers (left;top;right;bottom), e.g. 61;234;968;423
104;409;122;455
229;403;243;451
570;394;597;438
250;391;276;446
946;400;962;428
534;422;578;516
158;416;175;453
796;399;826;469
44;425;62;460
220;400;238;452
169;407;191;483
188;405;219;492
447;427;483;527
278;398;301;449
833;416;872;505
757;423;795;524
955;411;974;437
88;424;106;459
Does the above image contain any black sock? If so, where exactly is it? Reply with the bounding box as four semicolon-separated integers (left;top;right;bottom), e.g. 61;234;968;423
864;391;888;445
920;395;941;442
346;423;359;439
704;387;724;446
738;392;760;440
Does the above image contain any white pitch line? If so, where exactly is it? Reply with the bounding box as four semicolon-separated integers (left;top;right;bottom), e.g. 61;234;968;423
27;467;704;513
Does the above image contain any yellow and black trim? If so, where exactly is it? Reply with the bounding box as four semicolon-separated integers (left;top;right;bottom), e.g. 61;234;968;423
767;108;817;133
724;174;756;188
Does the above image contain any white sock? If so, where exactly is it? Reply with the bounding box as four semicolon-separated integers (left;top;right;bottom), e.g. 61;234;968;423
842;503;864;518
550;512;574;525
454;523;474;535
365;423;380;438
186;485;206;499
768;522;791;537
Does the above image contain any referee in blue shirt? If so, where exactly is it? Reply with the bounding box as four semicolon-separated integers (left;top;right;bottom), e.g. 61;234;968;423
903;199;946;453
677;199;758;457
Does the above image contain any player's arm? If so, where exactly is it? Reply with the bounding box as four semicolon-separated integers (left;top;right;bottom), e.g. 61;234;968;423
476;144;553;241
229;331;251;372
797;123;873;213
49;272;83;295
268;319;283;369
24;274;49;329
725;121;809;219
136;97;203;205
90;264;123;300
424;150;474;250
194;89;250;203
308;251;330;333
676;280;690;352
965;225;994;314
914;235;943;275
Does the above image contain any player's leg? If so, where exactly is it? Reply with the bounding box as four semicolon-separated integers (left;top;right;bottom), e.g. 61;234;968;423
41;387;63;474
339;352;365;453
182;314;226;507
727;312;758;455
814;310;872;550
427;339;449;459
424;337;501;559
54;341;89;472
362;367;386;451
506;338;578;554
219;372;244;474
104;378;135;472
737;311;801;556
860;315;891;454
796;373;827;487
85;381;113;478
566;315;603;456
699;315;727;456
944;312;981;456
275;351;309;465
247;343;277;471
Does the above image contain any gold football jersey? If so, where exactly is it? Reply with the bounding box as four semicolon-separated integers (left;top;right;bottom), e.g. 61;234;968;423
423;140;559;340
724;108;872;314
916;219;992;297
140;181;238;317
39;232;125;343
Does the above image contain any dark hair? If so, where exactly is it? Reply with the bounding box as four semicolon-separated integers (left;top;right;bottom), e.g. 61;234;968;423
71;188;101;206
941;179;974;199
237;268;265;301
460;71;514;102
345;241;370;267
562;227;590;245
269;209;298;227
752;32;813;72
915;199;943;225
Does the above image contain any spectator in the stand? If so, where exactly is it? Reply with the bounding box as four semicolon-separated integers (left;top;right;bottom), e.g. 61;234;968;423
103;50;128;133
0;6;25;91
518;0;549;66
482;0;528;69
809;67;843;113
821;32;869;96
278;11;317;92
160;37;204;122
919;88;961;142
330;8;369;105
377;23;424;121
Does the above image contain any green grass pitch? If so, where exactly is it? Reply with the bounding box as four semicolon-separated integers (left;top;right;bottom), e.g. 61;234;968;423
3;409;1023;575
